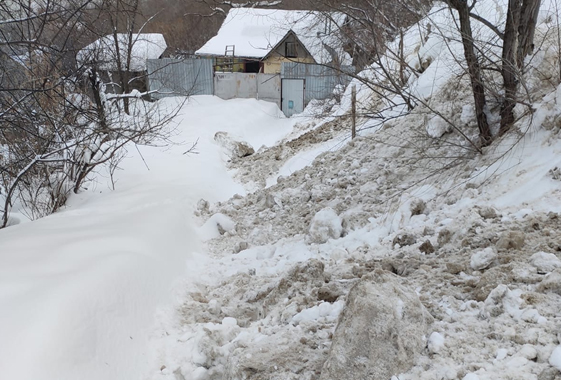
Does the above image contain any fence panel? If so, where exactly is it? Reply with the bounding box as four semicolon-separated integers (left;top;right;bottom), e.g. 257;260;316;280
214;73;280;107
214;73;259;99
281;63;353;105
235;73;258;99
146;58;214;99
146;60;346;111
257;74;281;108
214;73;238;100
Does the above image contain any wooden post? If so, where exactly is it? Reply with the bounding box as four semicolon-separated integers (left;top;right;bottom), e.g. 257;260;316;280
351;85;356;139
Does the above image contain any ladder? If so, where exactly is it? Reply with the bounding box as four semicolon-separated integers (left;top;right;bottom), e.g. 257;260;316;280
224;45;235;72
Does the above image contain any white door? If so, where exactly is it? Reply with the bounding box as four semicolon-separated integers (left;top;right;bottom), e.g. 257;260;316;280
281;79;304;117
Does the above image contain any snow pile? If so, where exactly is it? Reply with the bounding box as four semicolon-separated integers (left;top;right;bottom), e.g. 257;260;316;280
530;252;561;274
5;0;561;379
199;213;236;241
550;346;561;371
0;96;297;380
428;332;445;354
214;131;255;159
426;116;452;139
320;271;433;380
148;2;561;380
470;247;498;271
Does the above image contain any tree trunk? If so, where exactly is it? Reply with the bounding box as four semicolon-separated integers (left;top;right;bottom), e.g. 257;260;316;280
500;0;521;135
500;0;541;134
449;0;492;146
517;0;542;67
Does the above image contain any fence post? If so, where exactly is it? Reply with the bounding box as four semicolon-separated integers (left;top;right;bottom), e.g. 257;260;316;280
351;85;356;139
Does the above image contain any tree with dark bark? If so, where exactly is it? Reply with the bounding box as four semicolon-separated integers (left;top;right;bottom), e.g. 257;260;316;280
0;0;184;228
446;0;492;146
500;0;541;135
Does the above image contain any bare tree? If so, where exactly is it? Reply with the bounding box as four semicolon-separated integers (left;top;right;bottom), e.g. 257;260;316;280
317;0;543;148
446;0;492;146
500;0;541;134
0;0;184;228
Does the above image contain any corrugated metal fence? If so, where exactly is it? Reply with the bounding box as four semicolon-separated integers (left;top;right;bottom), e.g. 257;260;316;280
281;62;354;105
146;58;214;99
146;59;353;115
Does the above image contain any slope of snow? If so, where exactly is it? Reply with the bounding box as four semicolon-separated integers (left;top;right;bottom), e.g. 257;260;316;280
0;96;295;380
5;1;561;380
145;2;561;380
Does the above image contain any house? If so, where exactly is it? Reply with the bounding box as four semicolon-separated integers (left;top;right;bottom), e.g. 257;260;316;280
76;33;167;93
195;8;351;74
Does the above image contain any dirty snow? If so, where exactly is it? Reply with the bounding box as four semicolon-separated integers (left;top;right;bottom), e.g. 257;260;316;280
3;1;561;380
146;2;561;380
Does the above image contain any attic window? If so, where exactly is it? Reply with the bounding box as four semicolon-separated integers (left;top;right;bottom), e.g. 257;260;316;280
285;42;298;58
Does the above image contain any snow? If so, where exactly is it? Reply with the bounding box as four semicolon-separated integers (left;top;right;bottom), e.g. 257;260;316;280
195;8;351;65
426;115;452;138
291;300;344;324
463;373;480;380
77;33;167;71
550;346;561;371
428;332;445;354
199;213;236;241
470;247;498;271
308;207;343;244
265;139;344;187
0;96;295;380
529;251;561;273
5;1;561;380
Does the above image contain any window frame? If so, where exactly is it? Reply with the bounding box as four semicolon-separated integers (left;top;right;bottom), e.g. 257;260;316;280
285;42;298;58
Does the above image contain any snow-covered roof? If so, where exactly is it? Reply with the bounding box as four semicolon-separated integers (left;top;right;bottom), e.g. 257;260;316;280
195;8;351;65
77;33;167;71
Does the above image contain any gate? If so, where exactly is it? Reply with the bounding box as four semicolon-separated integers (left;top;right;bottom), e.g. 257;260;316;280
281;79;305;117
280;62;354;116
214;73;281;108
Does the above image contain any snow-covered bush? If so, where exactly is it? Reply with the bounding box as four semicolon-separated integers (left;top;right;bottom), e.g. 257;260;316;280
0;3;184;228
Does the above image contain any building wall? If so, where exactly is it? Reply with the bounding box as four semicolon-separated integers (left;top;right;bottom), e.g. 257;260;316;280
263;34;316;74
263;56;315;74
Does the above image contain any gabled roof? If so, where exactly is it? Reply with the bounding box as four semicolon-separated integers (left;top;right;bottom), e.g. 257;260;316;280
77;33;167;71
261;30;313;61
195;8;351;66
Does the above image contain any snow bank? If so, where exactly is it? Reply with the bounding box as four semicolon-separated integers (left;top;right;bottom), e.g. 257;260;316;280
0;96;297;380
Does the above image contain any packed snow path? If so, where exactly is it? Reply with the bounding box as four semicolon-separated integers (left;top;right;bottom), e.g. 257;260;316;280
0;97;295;380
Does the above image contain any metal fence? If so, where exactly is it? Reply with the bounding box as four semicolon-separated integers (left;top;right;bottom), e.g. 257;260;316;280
146;58;214;99
281;62;354;105
145;59;352;115
214;73;281;108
